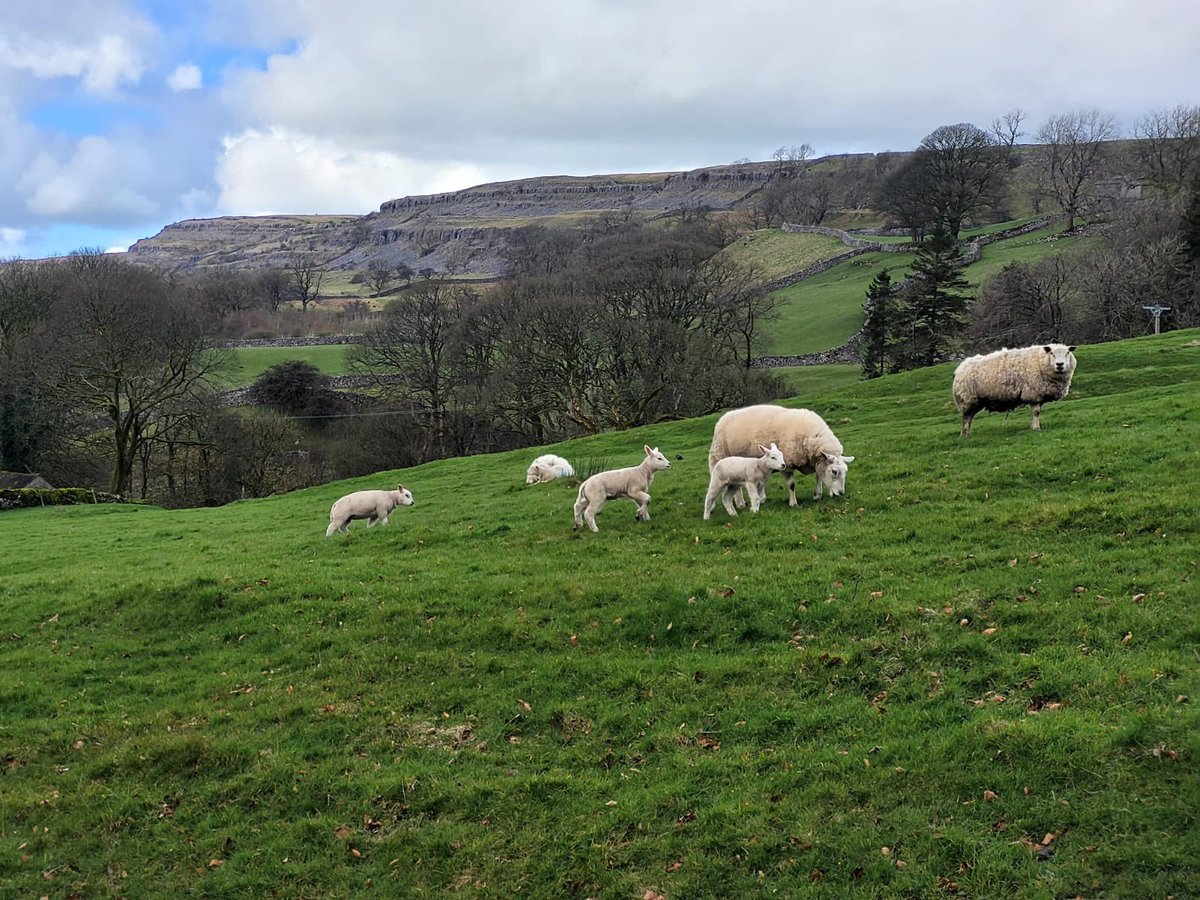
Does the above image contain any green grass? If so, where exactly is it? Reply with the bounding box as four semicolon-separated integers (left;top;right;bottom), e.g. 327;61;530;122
214;344;354;388
2;330;1197;898
767;250;917;354
765;219;1101;356
772;363;863;397
718;230;847;283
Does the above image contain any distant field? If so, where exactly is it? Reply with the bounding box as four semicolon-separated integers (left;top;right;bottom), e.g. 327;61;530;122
771;363;863;396
215;344;354;388
718;230;846;282
764;219;1099;356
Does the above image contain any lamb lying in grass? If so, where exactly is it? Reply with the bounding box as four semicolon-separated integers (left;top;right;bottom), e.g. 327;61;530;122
525;453;575;484
573;446;671;532
325;484;413;536
703;443;786;519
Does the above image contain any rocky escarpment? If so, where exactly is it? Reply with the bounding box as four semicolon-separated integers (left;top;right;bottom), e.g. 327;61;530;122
126;162;789;277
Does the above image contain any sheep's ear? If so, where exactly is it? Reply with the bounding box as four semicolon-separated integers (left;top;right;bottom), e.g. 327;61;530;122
644;445;652;455
397;483;404;492
1043;345;1052;353
843;456;855;464
758;444;769;454
1068;346;1077;352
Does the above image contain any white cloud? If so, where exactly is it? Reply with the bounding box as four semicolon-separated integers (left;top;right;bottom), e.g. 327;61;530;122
1;226;27;255
0;30;149;96
19;135;159;221
216;127;492;214
167;63;202;92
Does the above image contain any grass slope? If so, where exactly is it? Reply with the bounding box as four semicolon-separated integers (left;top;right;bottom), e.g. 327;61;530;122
765;220;1098;356
2;331;1197;898
216;344;354;388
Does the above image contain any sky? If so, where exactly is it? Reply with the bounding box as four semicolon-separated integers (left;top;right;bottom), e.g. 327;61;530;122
2;0;1197;260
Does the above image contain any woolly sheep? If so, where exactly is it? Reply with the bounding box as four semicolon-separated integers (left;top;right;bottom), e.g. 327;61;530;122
709;405;854;505
525;453;575;484
703;443;786;519
573;445;672;532
952;343;1077;437
325;484;413;536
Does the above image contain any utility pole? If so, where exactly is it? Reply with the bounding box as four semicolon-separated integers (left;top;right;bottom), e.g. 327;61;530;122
1142;304;1170;335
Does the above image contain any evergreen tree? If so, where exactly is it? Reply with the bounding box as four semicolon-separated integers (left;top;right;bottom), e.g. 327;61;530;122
860;268;895;379
892;227;972;370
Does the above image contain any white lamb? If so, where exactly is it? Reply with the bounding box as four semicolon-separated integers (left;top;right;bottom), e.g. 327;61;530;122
703;443;786;519
573;446;671;532
709;405;854;506
525;453;575;484
325;484;414;536
952;343;1077;436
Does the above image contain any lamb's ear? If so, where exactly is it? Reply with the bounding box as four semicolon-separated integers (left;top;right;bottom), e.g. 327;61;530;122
843;456;855;464
397;483;404;492
758;444;769;454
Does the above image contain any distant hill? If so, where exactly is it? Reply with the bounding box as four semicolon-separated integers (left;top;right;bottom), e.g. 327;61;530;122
125;160;836;276
126;142;1143;279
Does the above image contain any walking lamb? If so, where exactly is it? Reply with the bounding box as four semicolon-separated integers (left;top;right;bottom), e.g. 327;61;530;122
573;446;672;532
325;484;413;536
703;443;787;519
952;343;1077;436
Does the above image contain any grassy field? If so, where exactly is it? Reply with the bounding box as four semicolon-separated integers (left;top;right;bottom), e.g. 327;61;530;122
765;220;1098;356
718;230;847;283
772;363;863;397
2;330;1197;897
215;344;354;388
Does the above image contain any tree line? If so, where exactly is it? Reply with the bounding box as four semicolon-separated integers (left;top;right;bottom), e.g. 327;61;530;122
0;216;783;505
857;105;1200;376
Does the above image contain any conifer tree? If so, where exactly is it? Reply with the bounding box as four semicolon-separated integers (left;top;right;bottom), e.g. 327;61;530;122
892;227;972;370
860;268;895;379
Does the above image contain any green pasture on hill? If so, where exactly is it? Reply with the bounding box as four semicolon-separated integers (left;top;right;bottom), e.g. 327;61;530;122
214;344;354;388
2;331;1197;897
764;219;1099;356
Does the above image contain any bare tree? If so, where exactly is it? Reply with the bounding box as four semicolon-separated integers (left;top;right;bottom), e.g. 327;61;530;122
1036;110;1120;231
772;143;813;178
1133;104;1200;197
51;250;223;496
916;123;1011;238
990;109;1028;147
255;268;290;313
289;255;326;312
366;260;394;296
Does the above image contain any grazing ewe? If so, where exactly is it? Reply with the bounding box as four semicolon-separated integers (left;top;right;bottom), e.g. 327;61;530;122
326;484;413;536
573;446;671;532
525;453;575;484
709;405;854;506
703;443;786;519
952;343;1077;437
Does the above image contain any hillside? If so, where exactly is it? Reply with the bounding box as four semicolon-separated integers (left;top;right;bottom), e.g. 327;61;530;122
2;329;1196;897
127;161;787;276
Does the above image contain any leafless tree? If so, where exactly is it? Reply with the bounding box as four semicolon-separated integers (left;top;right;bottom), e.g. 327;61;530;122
51;250;224;495
916;123;1011;238
289;255;326;312
366;260;394;296
255;268;290;313
1133;104;1200;198
772;143;813;177
1035;110;1120;231
991;109;1029;147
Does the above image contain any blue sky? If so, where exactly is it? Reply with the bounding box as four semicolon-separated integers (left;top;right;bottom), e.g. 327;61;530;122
2;0;1198;261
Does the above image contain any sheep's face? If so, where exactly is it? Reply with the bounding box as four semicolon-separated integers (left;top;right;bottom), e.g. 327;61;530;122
1042;344;1077;376
759;443;786;472
818;453;855;497
525;465;545;484
396;484;414;506
644;446;672;471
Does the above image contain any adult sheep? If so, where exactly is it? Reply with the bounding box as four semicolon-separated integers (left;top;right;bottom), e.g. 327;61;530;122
708;405;854;506
326;484;413;536
952;343;1077;437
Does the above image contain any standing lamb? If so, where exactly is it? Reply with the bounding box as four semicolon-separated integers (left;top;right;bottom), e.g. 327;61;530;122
573;446;671;532
326;484;414;536
703;443;787;519
952;343;1077;437
525;453;575;484
708;405;854;506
